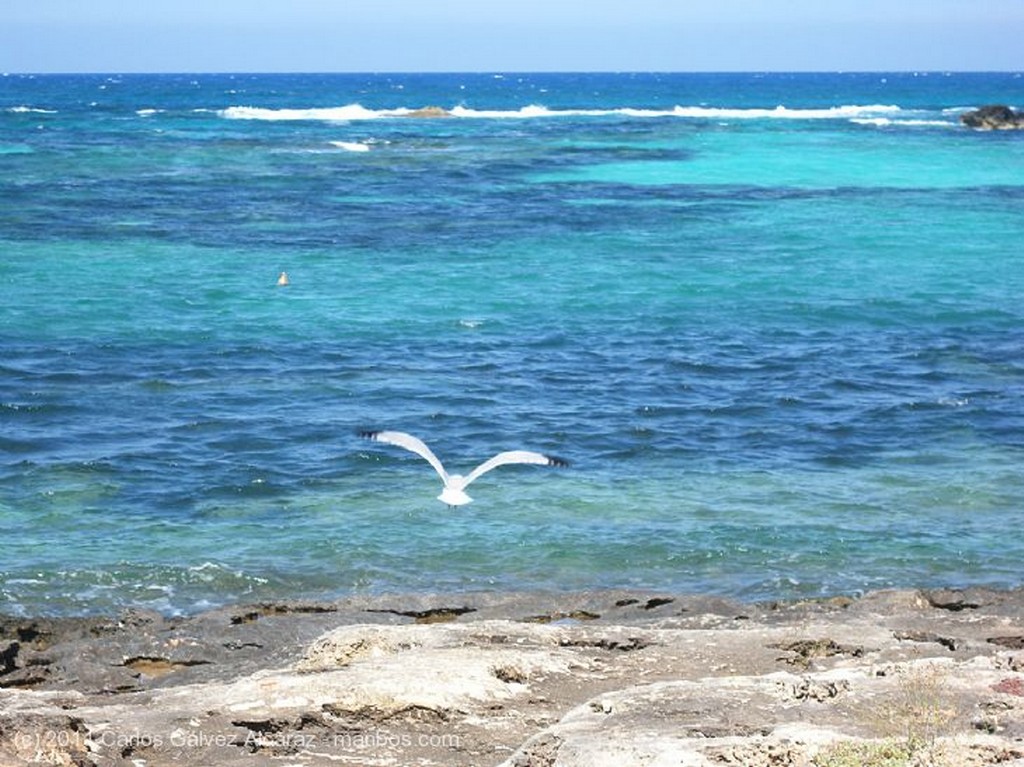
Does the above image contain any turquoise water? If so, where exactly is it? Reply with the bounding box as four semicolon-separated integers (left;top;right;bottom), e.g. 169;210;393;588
2;72;1023;615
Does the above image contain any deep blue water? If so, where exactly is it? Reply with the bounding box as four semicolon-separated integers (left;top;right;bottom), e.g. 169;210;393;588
2;72;1023;615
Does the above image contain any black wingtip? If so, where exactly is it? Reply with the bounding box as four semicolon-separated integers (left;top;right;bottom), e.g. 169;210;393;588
547;455;570;468
357;430;381;440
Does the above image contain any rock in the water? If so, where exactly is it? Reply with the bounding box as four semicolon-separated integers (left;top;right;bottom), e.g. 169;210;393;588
960;104;1024;130
406;106;451;118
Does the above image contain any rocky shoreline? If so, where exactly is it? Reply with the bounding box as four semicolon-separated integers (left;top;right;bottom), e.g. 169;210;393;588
2;587;1023;766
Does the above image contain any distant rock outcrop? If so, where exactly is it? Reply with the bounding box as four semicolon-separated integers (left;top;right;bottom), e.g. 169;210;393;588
960;104;1024;130
405;106;451;118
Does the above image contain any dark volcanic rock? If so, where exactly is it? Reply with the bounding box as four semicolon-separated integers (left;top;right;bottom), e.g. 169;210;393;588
960;104;1024;130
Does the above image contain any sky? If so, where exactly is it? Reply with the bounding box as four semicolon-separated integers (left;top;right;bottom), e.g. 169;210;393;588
2;0;1022;73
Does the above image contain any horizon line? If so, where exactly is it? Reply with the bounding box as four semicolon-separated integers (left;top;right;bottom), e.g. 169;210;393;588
5;69;1023;77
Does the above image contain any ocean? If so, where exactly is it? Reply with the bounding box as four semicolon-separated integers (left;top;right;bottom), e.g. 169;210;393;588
1;72;1022;616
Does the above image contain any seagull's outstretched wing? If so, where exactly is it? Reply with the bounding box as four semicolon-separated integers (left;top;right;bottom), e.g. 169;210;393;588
360;430;449;483
462;450;569;489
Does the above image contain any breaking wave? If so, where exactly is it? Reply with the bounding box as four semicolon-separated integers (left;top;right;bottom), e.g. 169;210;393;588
219;102;910;123
851;117;955;128
329;140;372;152
6;105;58;114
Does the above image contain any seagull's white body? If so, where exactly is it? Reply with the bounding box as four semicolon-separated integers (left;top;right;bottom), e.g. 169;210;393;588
360;430;567;506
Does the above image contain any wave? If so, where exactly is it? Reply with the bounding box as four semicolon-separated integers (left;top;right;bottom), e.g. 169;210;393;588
670;104;902;120
6;106;57;114
0;560;274;617
219;102;909;123
329;140;371;152
851;117;955;128
220;104;393;121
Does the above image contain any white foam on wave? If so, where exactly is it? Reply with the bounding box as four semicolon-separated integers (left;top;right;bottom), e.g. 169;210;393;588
852;117;954;128
450;103;904;120
329;140;371;152
218;102;908;123
450;104;591;118
221;104;400;121
671;104;902;120
6;105;57;114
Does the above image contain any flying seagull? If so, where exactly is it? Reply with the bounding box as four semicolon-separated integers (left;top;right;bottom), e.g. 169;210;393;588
359;430;568;506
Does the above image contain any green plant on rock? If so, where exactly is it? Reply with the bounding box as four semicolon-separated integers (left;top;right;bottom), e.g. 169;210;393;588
815;662;963;767
877;662;960;748
814;738;915;767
